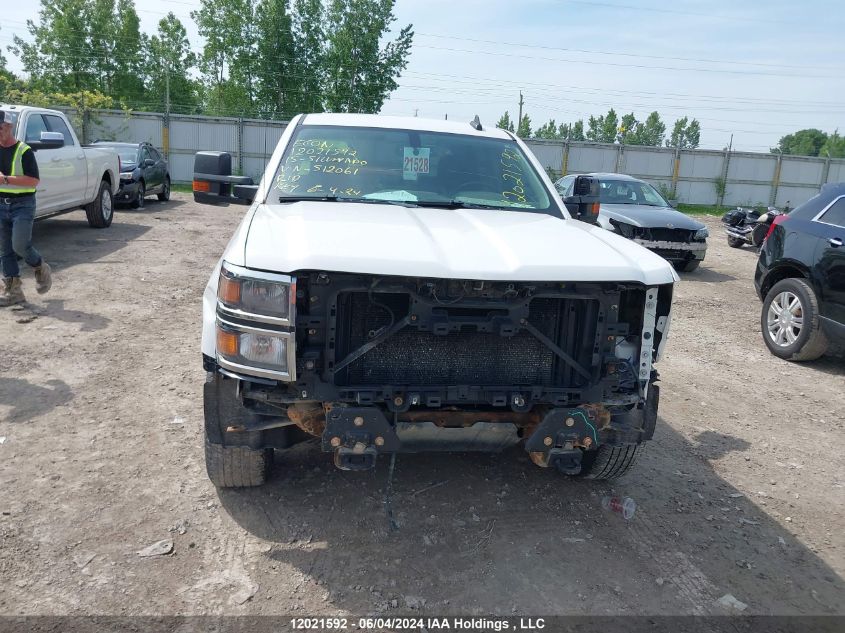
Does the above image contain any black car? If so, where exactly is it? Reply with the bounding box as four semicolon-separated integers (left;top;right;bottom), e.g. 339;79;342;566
91;141;170;208
755;183;845;361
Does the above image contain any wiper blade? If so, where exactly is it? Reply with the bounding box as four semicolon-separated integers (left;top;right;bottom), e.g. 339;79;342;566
278;195;342;203
414;200;508;210
278;195;415;207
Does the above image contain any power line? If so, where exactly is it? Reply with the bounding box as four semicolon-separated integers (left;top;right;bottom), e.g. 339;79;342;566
414;44;841;79
414;32;841;72
563;0;795;25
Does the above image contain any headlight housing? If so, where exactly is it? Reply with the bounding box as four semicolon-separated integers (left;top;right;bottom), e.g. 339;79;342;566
694;227;709;240
217;262;294;326
216;320;293;379
215;262;296;380
120;171;135;180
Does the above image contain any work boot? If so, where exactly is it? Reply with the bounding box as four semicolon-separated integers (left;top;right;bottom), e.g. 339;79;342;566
0;277;26;307
34;261;52;294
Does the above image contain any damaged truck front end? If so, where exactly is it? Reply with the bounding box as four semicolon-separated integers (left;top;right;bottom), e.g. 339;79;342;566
203;267;672;482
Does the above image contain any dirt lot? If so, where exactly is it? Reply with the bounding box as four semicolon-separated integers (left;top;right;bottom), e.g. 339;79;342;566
1;195;843;617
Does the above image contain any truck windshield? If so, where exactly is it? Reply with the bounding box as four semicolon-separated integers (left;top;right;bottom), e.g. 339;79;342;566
272;125;555;214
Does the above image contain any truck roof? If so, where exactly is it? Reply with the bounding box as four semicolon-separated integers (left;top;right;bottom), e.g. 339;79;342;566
0;103;63;115
301;113;514;139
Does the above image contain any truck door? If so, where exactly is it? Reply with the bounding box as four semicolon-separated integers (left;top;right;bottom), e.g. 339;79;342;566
22;114;58;215
43;113;86;207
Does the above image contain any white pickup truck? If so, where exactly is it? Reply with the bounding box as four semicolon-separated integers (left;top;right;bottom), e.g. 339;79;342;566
1;104;119;228
193;113;678;488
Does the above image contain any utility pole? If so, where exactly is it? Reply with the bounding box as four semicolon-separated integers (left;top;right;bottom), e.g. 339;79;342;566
163;60;171;163
518;91;524;127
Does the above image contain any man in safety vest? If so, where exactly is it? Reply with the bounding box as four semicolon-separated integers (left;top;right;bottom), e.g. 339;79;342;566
0;109;52;306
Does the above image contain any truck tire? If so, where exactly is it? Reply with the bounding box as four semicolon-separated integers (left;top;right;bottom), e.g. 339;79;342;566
577;444;640;480
761;277;828;361
85;179;114;228
204;373;273;487
204;440;271;488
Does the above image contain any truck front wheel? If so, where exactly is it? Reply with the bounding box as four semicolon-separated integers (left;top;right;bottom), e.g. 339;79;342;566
203;373;273;487
575;444;640;480
85;179;114;228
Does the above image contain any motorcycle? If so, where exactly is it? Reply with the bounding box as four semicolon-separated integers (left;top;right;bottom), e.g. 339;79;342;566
721;205;787;248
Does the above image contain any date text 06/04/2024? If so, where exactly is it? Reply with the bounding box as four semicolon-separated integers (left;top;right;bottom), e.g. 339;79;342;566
289;617;547;630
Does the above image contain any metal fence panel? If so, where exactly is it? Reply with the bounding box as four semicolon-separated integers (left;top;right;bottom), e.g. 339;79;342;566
775;186;817;208
567;144;618;173
676;180;718;206
728;154;776;183
780;156;824;184
723;184;772;207
524;141;564;177
826;161;845;184
621;147;674;181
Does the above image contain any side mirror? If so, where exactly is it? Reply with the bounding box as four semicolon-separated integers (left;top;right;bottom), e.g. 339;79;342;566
563;175;600;224
192;151;258;206
144;158;155;167
28;131;65;151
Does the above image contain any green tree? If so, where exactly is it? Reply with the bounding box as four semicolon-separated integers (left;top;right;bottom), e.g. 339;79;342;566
192;0;257;116
516;113;531;138
147;13;200;114
290;0;326;114
322;0;413;113
666;117;701;149
496;111;515;132
110;0;147;105
254;0;296;117
534;119;560;139
819;130;845;158
11;0;95;93
631;111;666;146
559;120;585;141
772;128;828;156
617;112;637;144
586;108;618;143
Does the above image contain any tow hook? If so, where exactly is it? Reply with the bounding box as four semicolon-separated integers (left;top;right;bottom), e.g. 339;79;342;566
322;406;400;471
525;408;602;475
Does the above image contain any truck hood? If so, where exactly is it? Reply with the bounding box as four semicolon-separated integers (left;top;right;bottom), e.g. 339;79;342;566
600;203;704;230
241;202;677;285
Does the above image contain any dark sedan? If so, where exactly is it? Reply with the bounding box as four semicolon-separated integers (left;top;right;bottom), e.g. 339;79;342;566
755;183;845;360
554;173;708;272
91;141;170;208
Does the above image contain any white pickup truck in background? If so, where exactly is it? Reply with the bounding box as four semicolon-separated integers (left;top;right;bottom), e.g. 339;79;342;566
1;104;119;228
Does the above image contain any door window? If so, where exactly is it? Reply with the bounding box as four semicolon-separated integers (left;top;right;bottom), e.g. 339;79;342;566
24;115;49;143
43;115;76;146
818;197;845;228
148;148;161;161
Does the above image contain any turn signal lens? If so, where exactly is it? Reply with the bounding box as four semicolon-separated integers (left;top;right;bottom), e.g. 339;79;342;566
193;180;211;192
218;274;241;305
216;329;239;357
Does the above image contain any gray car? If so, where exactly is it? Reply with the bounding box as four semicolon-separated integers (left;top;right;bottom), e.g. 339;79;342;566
554;172;708;272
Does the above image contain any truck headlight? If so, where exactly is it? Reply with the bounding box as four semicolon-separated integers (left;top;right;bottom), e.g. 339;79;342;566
216;321;293;378
217;262;294;325
694;227;709;240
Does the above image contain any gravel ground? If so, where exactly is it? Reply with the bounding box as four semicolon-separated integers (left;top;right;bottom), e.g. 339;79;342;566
0;195;843;617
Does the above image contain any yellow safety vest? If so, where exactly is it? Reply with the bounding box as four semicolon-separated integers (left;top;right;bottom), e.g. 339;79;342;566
0;142;37;195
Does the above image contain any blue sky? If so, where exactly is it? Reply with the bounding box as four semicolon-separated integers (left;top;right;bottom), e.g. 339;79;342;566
2;0;844;151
